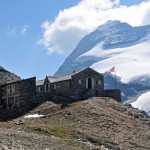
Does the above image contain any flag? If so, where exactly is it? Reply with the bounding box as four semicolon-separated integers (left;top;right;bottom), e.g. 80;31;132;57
110;66;115;72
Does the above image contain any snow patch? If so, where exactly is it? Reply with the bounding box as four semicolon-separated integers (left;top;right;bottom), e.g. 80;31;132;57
24;114;44;118
78;42;150;83
131;91;150;116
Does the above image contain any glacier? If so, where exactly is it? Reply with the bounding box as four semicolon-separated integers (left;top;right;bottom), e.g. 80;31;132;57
82;42;150;83
131;91;150;116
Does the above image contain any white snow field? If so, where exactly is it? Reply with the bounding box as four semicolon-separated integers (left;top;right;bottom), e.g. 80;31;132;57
131;91;150;116
78;42;150;83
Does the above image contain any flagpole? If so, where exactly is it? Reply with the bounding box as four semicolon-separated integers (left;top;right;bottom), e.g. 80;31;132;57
115;68;116;89
109;66;116;89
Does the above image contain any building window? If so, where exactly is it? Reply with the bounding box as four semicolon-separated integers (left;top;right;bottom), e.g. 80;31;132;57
53;84;57;89
40;86;43;92
2;88;5;96
45;83;49;92
15;85;17;92
96;80;101;85
78;79;84;85
15;85;19;93
10;86;12;93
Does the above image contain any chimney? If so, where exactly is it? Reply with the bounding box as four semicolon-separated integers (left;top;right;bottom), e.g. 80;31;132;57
73;70;75;73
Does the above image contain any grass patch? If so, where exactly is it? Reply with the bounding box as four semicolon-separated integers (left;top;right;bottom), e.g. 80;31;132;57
28;125;78;138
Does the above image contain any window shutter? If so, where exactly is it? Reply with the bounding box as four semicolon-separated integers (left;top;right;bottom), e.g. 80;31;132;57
86;78;88;89
92;78;94;89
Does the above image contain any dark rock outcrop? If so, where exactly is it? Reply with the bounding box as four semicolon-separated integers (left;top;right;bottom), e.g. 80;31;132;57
0;66;21;84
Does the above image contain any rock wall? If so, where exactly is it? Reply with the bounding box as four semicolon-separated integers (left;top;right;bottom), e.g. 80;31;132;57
36;92;52;102
99;89;121;102
50;80;71;97
76;89;121;102
20;77;36;108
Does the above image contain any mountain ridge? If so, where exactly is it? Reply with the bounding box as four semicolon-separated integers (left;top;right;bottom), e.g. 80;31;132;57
55;20;150;76
0;66;21;84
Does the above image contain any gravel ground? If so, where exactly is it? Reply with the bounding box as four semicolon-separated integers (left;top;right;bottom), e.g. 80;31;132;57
0;97;150;150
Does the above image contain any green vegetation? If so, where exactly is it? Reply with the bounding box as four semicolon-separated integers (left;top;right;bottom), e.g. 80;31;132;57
28;125;78;139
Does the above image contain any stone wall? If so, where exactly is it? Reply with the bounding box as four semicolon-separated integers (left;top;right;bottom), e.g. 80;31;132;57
71;68;104;96
36;92;52;102
20;77;36;108
36;86;40;92
76;89;121;102
50;80;71;96
98;89;121;102
0;86;2;107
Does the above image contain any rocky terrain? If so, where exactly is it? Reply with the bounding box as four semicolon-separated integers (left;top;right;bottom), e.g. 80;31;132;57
0;97;150;150
0;66;21;84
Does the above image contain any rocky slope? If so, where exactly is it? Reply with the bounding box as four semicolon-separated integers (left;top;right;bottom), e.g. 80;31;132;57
0;66;21;84
0;97;150;149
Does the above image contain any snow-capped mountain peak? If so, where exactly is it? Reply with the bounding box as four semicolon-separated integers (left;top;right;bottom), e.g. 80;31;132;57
55;20;150;76
55;20;150;105
97;20;130;31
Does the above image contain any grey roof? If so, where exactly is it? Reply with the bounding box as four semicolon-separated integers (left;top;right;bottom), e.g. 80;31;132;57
47;76;59;83
48;67;100;83
36;68;103;85
50;74;72;83
36;79;45;86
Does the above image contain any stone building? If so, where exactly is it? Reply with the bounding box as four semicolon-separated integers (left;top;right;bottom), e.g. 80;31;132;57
0;67;121;112
0;77;36;109
36;76;58;92
36;68;121;101
36;79;45;92
36;68;104;97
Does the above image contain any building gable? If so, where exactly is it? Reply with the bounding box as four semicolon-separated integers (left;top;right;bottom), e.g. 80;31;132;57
73;67;103;78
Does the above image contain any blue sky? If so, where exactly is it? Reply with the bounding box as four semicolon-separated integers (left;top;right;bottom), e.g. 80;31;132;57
120;0;144;6
0;0;148;80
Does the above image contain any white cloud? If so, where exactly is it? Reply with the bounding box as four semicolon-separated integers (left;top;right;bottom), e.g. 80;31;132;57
39;0;150;54
6;25;30;36
6;27;17;36
20;25;30;35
